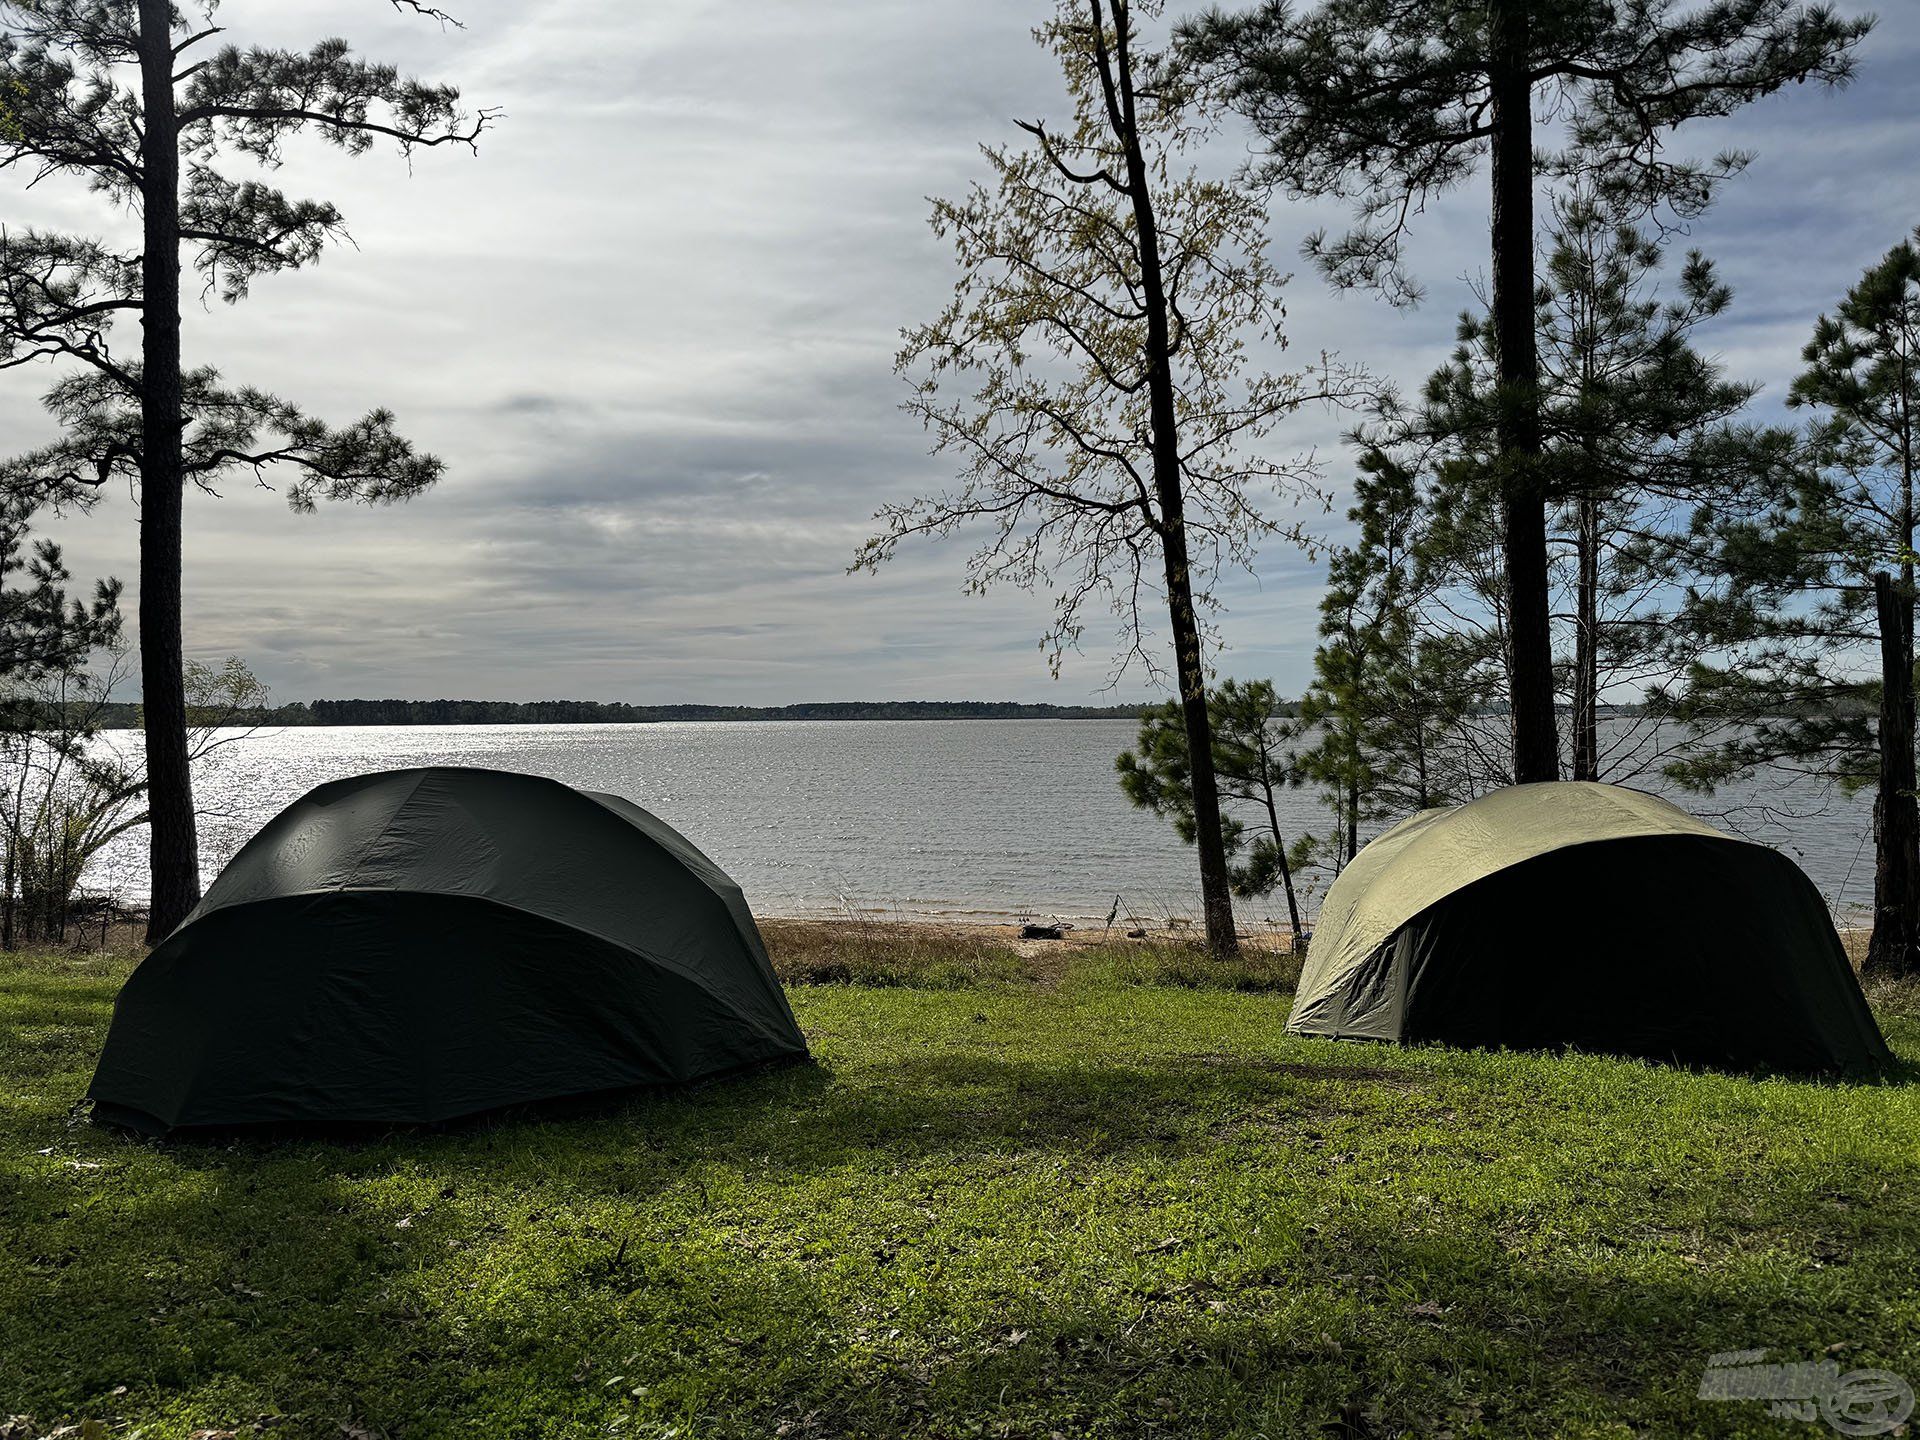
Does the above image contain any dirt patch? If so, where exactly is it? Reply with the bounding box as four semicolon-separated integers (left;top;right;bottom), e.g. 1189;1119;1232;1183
1180;1053;1425;1088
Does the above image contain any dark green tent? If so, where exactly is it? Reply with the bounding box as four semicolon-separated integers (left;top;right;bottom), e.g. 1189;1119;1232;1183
1289;782;1892;1075
90;767;808;1133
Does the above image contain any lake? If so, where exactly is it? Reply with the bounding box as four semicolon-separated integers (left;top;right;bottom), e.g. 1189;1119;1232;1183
84;719;1880;926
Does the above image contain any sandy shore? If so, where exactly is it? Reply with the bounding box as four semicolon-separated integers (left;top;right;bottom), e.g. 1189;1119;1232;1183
72;905;1877;969
756;912;1307;958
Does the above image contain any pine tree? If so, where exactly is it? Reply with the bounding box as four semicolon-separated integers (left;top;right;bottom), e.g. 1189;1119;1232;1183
0;2;492;937
0;490;119;689
1666;231;1920;976
1295;448;1480;862
1407;191;1759;782
1178;0;1870;786
1117;678;1310;937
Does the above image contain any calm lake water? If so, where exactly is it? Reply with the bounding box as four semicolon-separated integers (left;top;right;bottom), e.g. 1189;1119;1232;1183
85;720;1879;926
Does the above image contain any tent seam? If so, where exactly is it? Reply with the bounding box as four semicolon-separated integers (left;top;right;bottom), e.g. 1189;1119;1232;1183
337;769;437;893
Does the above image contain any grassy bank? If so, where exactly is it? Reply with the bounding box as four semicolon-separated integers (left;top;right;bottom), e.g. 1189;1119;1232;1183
2;930;1917;1439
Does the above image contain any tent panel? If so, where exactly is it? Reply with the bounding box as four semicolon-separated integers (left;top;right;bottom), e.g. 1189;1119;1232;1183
90;891;807;1132
1289;934;1407;1040
177;770;425;919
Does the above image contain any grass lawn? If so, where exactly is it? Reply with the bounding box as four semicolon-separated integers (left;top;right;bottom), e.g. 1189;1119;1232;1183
2;927;1918;1439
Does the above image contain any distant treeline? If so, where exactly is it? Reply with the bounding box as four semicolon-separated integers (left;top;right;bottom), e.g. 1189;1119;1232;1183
86;698;1156;728
50;697;1692;731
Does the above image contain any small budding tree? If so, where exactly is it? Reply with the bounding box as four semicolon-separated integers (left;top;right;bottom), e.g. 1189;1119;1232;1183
0;0;491;937
1118;678;1310;940
858;0;1360;958
1;645;265;947
0;486;121;946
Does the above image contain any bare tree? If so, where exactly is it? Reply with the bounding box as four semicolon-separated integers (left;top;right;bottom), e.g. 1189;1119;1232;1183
856;0;1360;957
1;647;268;946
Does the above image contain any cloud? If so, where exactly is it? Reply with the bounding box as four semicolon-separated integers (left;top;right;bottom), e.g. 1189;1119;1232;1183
4;0;1913;702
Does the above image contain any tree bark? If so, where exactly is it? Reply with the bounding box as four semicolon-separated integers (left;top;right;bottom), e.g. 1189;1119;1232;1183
1489;0;1558;784
138;0;201;942
1159;510;1239;956
1867;570;1920;976
1261;782;1304;939
1099;0;1237;956
1346;769;1359;861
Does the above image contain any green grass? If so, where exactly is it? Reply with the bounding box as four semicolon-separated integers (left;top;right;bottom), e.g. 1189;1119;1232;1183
3;944;1919;1439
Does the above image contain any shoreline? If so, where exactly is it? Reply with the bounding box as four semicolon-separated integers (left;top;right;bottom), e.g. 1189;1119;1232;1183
50;894;1879;966
757;912;1883;971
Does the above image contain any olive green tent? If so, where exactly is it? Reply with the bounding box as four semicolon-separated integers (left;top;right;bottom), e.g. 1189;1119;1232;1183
1289;782;1892;1075
89;767;808;1133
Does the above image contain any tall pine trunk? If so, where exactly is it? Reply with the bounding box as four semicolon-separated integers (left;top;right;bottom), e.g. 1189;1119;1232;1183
138;0;201;942
1868;364;1919;976
1868;574;1920;976
1571;489;1601;781
1345;767;1359;861
1489;0;1558;785
1103;0;1237;957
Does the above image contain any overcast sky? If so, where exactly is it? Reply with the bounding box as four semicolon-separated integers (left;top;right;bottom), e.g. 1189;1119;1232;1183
5;0;1916;705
